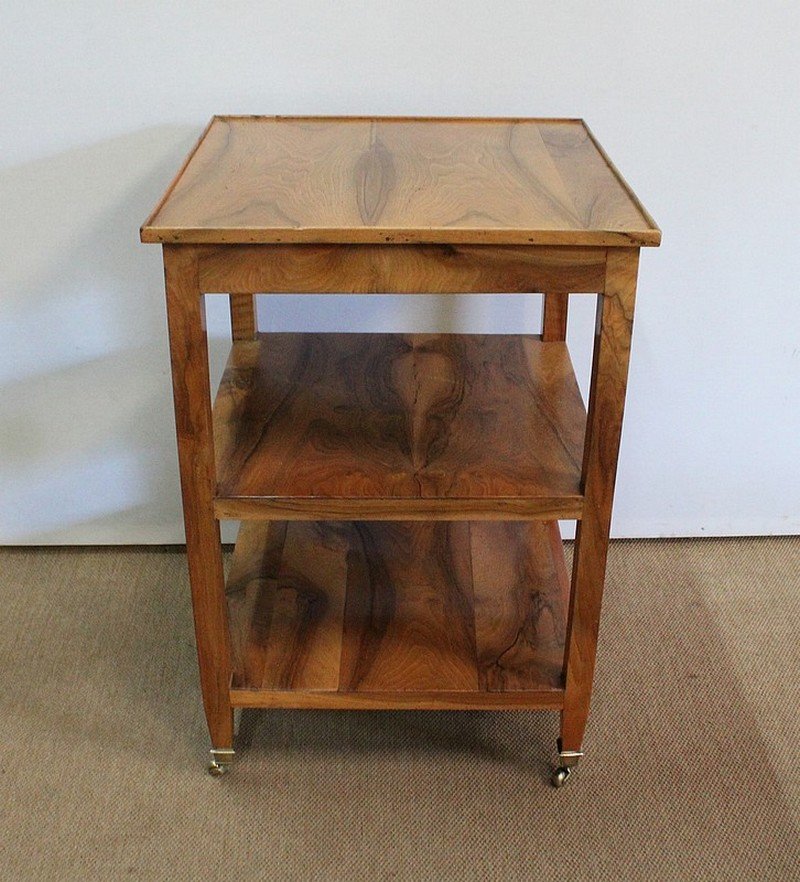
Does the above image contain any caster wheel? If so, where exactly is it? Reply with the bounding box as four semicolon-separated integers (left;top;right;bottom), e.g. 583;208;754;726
208;748;235;777
551;766;571;788
208;761;228;777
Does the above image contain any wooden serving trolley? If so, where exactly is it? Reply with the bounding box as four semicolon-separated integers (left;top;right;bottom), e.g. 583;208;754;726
141;116;659;785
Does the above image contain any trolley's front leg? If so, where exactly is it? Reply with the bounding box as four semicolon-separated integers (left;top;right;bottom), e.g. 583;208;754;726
557;248;639;785
164;245;235;776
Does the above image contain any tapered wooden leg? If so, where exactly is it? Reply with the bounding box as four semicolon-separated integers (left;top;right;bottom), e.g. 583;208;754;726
560;249;639;754
164;245;234;757
541;290;569;342
229;293;257;341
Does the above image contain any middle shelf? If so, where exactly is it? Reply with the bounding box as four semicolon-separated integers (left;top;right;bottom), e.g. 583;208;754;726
213;332;586;521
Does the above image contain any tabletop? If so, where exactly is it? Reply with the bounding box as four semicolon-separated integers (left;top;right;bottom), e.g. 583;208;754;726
141;116;660;247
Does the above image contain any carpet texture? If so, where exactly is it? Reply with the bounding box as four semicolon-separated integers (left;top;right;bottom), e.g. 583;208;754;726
1;537;798;881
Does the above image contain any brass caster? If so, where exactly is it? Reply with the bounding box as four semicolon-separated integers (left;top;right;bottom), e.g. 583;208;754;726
551;766;572;788
552;738;583;788
208;748;235;777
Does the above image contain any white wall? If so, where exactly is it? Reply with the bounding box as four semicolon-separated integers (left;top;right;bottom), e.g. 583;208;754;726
1;0;798;543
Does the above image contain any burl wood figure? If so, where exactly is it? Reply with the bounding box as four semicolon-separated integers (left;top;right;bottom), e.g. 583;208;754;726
141;116;660;786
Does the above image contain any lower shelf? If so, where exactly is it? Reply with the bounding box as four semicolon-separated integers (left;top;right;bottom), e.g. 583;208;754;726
226;520;569;711
227;521;569;709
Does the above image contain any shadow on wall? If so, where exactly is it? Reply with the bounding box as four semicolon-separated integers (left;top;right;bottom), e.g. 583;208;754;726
0;126;206;543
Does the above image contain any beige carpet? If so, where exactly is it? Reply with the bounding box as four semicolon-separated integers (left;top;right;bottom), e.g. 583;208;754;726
1;537;798;881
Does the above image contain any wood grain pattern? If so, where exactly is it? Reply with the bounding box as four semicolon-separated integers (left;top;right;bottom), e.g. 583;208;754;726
229;292;257;340
162;245;233;750
225;520;286;689
212;333;586;520
197;243;606;295
226;520;568;708
542;291;569;342
141;116;660;246
547;520;571;607
536;123;657;241
216;496;582;522
471;522;567;691
561;249;639;752
340;523;477;692
228;690;565;711
227;522;347;690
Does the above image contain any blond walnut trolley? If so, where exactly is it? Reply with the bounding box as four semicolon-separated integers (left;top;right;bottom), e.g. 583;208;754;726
141;116;660;785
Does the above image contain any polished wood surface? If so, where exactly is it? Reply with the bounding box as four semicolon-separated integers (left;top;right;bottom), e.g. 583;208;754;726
561;249;639;752
197;243;606;295
471;521;567;691
226;519;568;708
340;522;477;692
228;689;565;711
147;117;659;763
217;496;581;522
141;116;660;246
212;333;586;520
163;246;233;751
229;292;257;341
542;291;569;342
